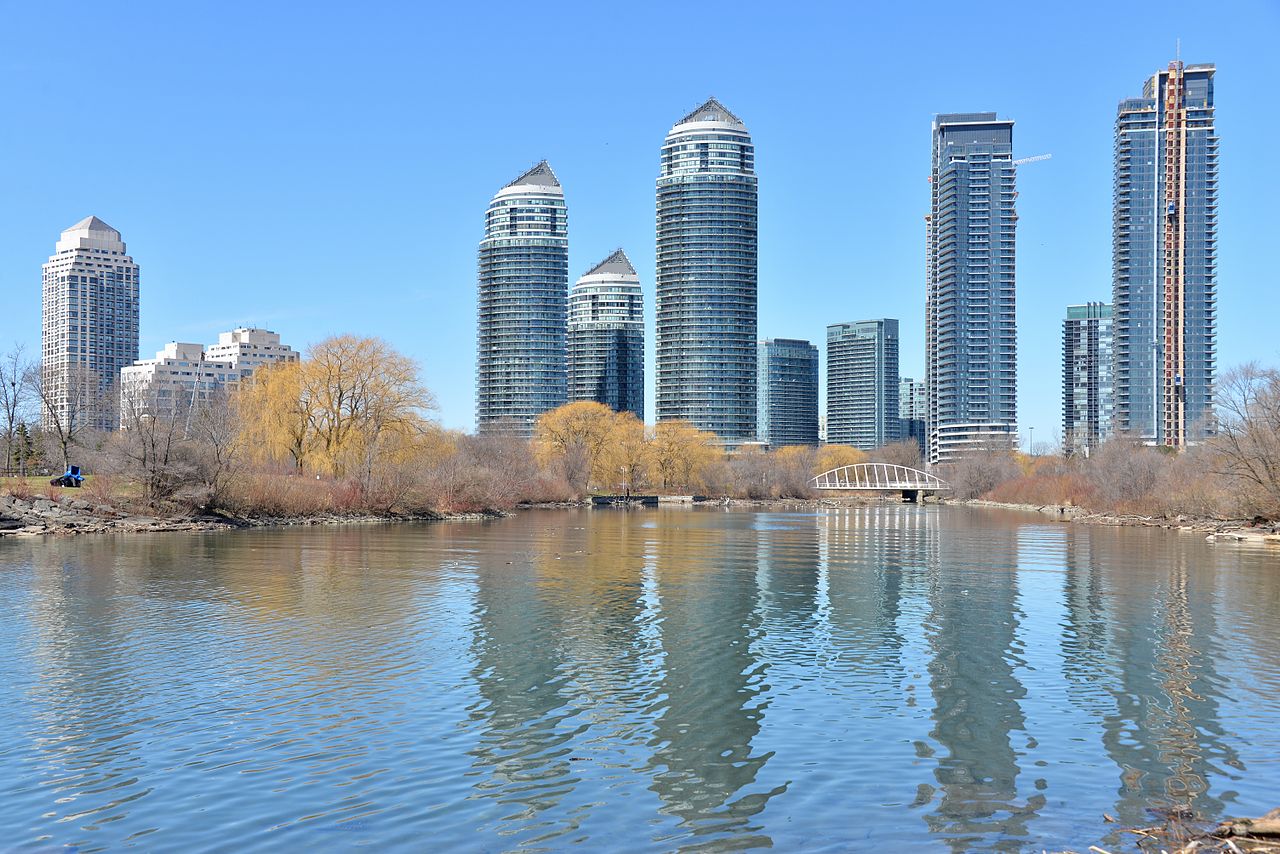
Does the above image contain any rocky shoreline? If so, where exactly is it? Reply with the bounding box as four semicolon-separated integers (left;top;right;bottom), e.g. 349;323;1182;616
957;498;1280;546
0;493;502;538
5;490;1277;547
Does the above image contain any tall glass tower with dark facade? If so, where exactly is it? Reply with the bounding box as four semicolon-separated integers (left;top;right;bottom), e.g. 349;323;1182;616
1113;61;1217;447
827;319;900;450
1062;302;1114;456
567;249;644;419
655;98;757;443
475;161;568;437
757;338;819;447
926;114;1018;464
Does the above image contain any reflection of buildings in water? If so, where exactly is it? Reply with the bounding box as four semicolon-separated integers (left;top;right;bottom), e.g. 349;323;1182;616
920;516;1038;850
464;512;668;843
463;520;591;837
644;511;784;848
755;511;821;634
1060;528;1115;717
815;505;928;675
1088;532;1241;824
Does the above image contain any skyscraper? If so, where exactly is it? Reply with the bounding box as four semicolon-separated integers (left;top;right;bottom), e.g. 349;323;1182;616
827;319;900;450
41;216;140;432
475;161;568;437
567;249;644;419
655;97;758;442
1062;302;1114;456
926;113;1018;464
899;376;927;457
757;338;819;447
1113;61;1217;447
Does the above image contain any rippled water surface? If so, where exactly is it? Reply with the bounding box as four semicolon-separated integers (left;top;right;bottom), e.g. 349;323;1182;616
1;506;1279;851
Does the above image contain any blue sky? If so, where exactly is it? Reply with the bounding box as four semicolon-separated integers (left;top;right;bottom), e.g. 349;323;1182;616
2;0;1275;443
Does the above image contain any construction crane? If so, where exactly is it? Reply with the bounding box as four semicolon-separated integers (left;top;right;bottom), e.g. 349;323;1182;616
927;152;1051;181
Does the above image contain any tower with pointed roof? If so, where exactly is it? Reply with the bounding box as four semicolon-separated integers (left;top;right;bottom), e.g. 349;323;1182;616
475;161;569;436
567;249;644;419
655;98;758;442
41;216;140;432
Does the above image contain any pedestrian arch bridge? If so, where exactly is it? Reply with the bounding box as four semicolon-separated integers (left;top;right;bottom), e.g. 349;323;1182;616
811;464;951;495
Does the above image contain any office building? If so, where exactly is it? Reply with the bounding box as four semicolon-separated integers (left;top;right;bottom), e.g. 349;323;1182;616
1113;61;1217;446
899;376;927;456
40;216;140;432
655;98;758;442
926;113;1018;463
827;319;900;450
475;161;569;437
757;338;819;447
567;249;644;419
1062;303;1113;456
119;328;296;424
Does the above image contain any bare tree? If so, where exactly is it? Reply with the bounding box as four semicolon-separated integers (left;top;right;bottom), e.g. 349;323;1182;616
867;439;923;470
112;374;193;506
1211;363;1280;518
942;449;1021;500
24;362;109;472
0;344;32;476
1085;437;1165;511
186;389;248;510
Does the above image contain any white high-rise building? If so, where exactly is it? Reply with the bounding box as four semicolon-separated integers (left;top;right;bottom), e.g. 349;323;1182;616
475;161;569;437
119;329;296;425
205;327;299;370
655;98;758;443
41;217;140;431
567;250;644;419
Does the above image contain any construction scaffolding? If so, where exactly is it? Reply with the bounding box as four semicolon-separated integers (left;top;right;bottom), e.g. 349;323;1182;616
1161;61;1188;448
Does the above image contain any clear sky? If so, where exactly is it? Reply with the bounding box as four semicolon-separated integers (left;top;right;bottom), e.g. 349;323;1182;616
2;0;1275;444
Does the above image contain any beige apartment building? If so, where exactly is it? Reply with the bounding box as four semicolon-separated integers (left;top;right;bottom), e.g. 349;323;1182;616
41;216;140;431
119;328;296;425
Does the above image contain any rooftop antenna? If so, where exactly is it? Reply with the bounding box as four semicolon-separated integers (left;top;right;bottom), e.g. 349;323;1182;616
1176;37;1181;62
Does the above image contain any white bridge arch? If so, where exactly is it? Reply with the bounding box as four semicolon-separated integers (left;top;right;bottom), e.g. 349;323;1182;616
811;464;951;492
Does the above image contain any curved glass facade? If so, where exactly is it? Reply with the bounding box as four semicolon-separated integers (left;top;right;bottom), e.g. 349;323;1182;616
655;98;758;442
567;249;644;419
475;161;568;436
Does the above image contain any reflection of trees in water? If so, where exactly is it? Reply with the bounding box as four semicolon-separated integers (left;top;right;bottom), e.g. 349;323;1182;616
644;511;784;849
922;517;1036;851
23;537;150;827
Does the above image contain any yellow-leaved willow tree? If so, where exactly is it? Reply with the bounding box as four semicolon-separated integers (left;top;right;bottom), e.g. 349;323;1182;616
534;402;656;496
650;420;720;492
237;335;437;479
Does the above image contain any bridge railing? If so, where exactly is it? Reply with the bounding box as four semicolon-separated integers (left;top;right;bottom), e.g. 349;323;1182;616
810;463;951;491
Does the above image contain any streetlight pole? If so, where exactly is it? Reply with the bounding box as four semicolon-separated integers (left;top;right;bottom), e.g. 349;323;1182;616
1028;426;1035;456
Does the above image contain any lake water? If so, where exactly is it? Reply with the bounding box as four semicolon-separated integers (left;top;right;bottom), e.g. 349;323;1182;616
1;506;1278;852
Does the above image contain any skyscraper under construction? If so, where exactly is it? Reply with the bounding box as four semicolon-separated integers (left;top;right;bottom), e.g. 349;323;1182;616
1113;61;1217;446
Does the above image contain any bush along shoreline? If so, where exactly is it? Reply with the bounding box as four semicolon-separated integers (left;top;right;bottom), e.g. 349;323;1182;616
0;490;505;538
